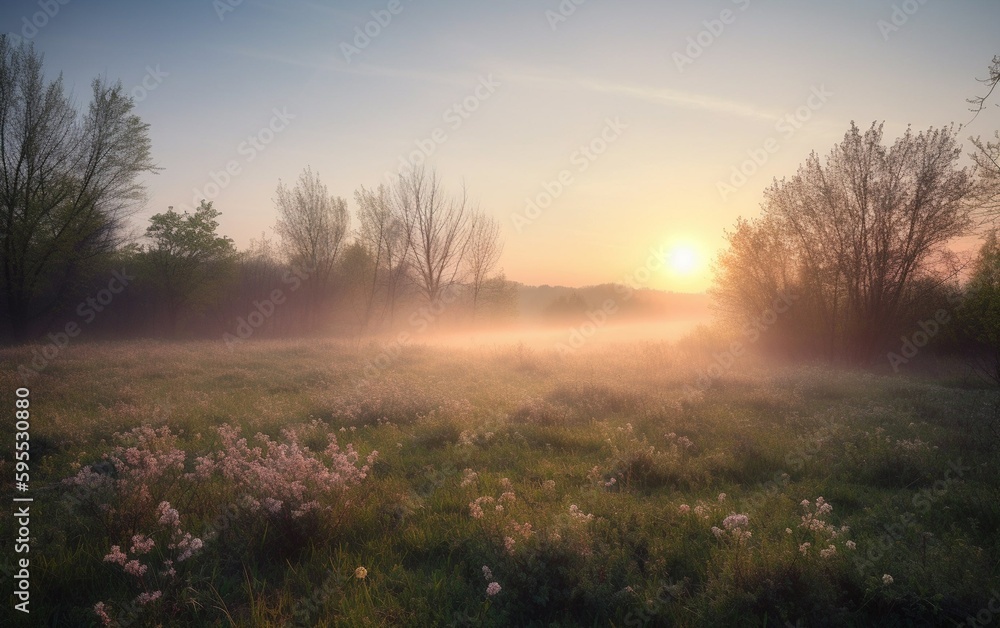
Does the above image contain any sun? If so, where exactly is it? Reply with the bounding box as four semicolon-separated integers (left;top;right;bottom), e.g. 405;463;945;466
666;244;700;276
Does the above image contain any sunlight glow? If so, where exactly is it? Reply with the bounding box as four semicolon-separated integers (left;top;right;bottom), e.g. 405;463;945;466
666;244;701;276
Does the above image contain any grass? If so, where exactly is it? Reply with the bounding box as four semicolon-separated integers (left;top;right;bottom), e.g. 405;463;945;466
1;338;998;626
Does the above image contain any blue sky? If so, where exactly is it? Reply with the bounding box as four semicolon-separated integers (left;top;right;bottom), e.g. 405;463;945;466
4;0;999;290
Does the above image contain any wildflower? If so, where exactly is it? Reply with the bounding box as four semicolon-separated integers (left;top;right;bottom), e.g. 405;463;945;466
157;501;180;528
543;480;556;491
495;505;504;513
469;502;484;519
718;493;727;503
722;513;748;530
504;536;516;553
882;574;893;585
355;566;368;580
569;504;593;521
799;542;811;555
499;491;516;504
130;534;155;555
820;545;837;559
785;528;792;535
845;540;856;550
94;602;112;626
124;560;147;577
679;504;691;514
461;469;478;487
135;591;162;605
103;545;128;566
172;533;203;562
500;477;513;491
486;582;501;596
160;560;176;578
711;526;724;538
482;565;493;580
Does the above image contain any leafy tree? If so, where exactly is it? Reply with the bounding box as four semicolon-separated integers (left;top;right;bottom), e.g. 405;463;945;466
958;229;1000;384
713;122;974;361
142;201;235;336
0;36;156;340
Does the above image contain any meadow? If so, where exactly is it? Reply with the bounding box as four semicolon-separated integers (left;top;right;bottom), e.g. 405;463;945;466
1;338;999;627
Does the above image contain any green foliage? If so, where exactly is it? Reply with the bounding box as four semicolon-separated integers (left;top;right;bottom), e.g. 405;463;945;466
2;340;999;626
957;230;1000;384
0;35;157;339
141;200;236;334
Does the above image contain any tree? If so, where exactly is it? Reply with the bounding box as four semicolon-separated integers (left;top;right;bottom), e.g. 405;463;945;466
713;122;974;361
143;201;235;336
392;167;473;305
968;55;1000;220
958;229;1000;385
355;183;411;328
465;211;503;321
274;167;349;322
971;132;999;219
968;55;999;121
0;36;156;340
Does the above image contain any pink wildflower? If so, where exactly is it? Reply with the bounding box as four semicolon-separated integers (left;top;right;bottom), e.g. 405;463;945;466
94;602;112;626
124;560;147;577
103;545;128;566
130;534;155;555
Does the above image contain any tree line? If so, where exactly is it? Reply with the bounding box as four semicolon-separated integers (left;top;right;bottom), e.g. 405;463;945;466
0;37;513;343
711;55;1000;379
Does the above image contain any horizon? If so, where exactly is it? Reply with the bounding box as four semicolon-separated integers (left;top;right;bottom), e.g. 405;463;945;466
3;0;998;293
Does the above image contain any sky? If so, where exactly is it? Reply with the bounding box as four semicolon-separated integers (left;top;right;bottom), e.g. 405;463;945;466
3;0;999;293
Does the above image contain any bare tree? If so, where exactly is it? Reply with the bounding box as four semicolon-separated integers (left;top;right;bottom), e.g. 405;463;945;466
355;183;411;327
968;55;1000;122
465;211;503;320
968;55;1000;221
0;36;156;340
274;166;349;300
392;167;472;304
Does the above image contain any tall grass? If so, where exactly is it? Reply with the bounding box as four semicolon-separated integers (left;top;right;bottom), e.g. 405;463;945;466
0;339;997;626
